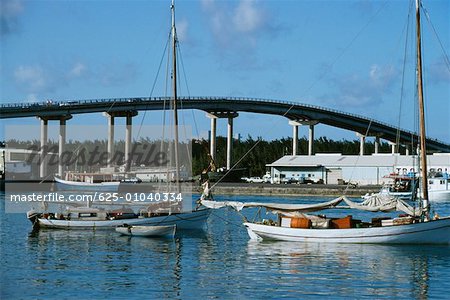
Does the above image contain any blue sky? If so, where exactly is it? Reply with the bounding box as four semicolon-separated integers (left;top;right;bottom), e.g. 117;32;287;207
1;0;449;145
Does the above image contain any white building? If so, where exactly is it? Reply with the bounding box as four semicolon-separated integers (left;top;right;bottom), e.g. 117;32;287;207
267;153;450;185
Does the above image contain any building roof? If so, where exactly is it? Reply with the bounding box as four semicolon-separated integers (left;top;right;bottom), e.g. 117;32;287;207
267;153;450;168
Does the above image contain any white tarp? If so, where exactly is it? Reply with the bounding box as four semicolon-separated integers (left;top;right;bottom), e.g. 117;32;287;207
200;195;421;216
200;197;343;212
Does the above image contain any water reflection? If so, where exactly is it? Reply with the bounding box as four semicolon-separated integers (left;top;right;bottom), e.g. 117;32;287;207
25;229;188;298
3;194;449;299
246;241;449;298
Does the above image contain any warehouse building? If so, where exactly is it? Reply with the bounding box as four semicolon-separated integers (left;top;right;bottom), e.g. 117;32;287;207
267;153;450;185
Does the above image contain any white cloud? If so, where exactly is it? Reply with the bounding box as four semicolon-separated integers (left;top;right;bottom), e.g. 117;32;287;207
25;93;38;103
14;65;49;92
369;64;396;89
68;62;87;78
233;0;265;33
176;18;189;44
200;0;280;72
321;64;399;108
201;0;272;49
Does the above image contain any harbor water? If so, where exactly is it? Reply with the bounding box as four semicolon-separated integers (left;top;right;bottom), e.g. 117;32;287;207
1;192;449;299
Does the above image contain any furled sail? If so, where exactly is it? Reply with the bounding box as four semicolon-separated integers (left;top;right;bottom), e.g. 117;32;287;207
200;195;421;216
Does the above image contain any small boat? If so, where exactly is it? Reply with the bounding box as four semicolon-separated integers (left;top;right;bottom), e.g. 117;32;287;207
362;174;417;201
115;224;176;237
363;173;450;202
55;173;120;192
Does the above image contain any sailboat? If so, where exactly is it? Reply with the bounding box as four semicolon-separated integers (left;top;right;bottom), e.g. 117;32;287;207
201;0;450;244
27;0;210;230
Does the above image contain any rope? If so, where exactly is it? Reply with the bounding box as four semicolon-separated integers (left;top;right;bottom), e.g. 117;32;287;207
422;3;450;72
397;0;414;155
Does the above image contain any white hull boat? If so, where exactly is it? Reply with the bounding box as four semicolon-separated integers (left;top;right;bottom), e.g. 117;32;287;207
28;208;210;230
54;176;120;192
244;218;450;244
201;192;450;245
115;224;176;237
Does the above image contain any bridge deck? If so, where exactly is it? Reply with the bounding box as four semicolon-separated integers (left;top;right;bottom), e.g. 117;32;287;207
1;96;448;152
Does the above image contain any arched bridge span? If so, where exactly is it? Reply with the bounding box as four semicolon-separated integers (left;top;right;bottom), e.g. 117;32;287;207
1;96;448;152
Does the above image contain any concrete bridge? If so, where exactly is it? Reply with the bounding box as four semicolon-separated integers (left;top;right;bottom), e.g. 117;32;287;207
1;96;448;178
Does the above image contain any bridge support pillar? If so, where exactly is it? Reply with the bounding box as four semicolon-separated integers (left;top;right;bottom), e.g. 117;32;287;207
58;119;66;177
38;115;72;178
307;123;318;156
107;114;115;168
39;118;48;178
125;113;133;172
227;117;233;170
374;136;380;154
289;120;301;156
356;133;366;156
389;142;397;154
206;112;238;170
105;111;137;171
207;114;217;162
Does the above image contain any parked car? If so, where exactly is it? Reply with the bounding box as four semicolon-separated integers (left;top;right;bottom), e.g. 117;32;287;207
281;177;297;184
247;177;264;183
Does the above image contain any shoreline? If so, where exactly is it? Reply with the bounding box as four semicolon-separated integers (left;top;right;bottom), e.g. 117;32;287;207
0;180;382;198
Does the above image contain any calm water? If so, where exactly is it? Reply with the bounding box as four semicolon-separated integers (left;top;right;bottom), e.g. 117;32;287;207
1;192;449;299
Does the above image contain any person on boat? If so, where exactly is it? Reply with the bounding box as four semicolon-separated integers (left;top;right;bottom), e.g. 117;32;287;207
200;180;212;201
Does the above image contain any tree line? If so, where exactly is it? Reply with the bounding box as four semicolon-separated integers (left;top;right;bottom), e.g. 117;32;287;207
193;136;391;177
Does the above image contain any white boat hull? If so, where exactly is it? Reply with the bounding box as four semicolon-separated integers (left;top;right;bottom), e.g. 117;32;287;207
244;218;450;244
54;176;120;192
35;208;210;230
115;225;176;237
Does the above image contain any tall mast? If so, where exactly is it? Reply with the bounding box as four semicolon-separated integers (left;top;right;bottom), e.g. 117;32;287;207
416;0;429;217
171;0;181;193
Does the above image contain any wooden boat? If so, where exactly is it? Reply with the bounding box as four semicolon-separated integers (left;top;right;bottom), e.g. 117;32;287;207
27;206;209;230
201;0;450;244
115;224;176;237
243;219;450;244
202;196;450;244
